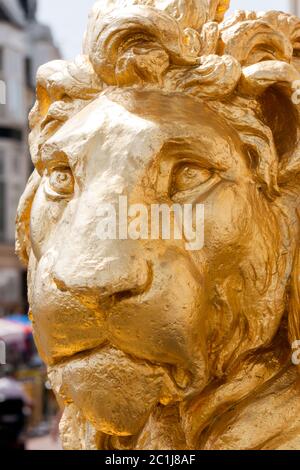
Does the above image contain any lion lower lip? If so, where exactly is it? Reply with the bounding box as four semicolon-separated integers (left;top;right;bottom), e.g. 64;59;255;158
50;345;191;396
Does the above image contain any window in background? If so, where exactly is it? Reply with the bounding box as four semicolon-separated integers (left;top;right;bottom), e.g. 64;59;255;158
0;150;6;241
8;79;23;121
13;154;19;174
0;47;3;73
0;47;5;117
6;49;25;122
25;57;33;89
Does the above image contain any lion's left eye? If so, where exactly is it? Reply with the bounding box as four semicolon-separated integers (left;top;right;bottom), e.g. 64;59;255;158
171;163;212;195
48;167;74;197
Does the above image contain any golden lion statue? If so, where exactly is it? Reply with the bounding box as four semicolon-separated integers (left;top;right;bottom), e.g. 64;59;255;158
16;0;300;450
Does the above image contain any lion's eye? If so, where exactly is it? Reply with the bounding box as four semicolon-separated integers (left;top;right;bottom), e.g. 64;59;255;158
48;167;74;197
171;163;212;195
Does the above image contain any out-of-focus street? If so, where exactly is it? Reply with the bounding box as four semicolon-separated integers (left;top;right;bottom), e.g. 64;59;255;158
27;434;62;451
0;0;61;452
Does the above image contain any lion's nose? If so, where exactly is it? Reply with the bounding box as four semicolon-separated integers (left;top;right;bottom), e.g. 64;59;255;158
52;247;151;310
53;258;152;308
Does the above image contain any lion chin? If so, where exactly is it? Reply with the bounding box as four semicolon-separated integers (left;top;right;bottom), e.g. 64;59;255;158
54;311;300;450
58;363;300;450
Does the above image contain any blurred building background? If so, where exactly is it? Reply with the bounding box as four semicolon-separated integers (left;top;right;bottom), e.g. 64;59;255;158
0;0;59;317
0;0;60;451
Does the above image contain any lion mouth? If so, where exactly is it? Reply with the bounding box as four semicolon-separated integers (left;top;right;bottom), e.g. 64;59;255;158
48;344;188;436
49;343;191;395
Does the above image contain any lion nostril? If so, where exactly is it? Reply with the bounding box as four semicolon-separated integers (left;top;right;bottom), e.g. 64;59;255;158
104;262;153;307
93;288;142;312
113;283;150;302
114;289;137;303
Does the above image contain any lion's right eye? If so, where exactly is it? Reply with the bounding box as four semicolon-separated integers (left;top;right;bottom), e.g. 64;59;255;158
46;167;74;198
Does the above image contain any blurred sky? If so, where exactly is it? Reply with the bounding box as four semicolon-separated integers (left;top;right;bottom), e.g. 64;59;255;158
37;0;293;60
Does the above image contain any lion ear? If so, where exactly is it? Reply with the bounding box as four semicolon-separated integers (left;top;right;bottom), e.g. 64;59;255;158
259;85;300;185
239;61;300;185
15;170;41;266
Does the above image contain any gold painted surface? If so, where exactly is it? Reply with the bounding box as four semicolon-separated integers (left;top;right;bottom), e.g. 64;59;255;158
16;0;300;450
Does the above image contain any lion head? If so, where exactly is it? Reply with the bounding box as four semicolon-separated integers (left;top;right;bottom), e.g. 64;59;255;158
16;0;300;450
